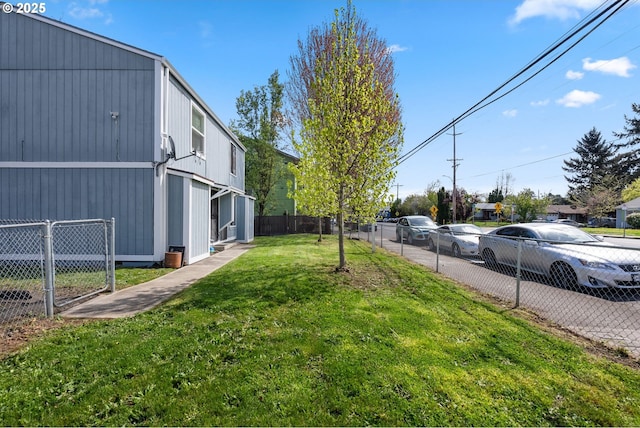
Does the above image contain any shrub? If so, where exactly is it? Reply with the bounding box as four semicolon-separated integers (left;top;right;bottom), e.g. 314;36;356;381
626;212;640;229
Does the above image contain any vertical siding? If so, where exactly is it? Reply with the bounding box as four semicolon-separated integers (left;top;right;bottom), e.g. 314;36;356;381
0;11;157;162
0;168;154;256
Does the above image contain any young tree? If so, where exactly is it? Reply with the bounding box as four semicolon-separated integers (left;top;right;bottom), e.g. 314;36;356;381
563;127;617;197
504;189;549;222
622;178;640;202
287;2;403;269
613;103;640;185
231;71;285;224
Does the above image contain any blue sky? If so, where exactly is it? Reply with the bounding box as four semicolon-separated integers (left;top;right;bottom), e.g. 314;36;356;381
39;0;640;200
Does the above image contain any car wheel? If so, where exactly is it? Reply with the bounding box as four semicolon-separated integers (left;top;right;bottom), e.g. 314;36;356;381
550;262;578;290
482;249;498;269
427;238;435;251
407;234;414;245
452;243;461;258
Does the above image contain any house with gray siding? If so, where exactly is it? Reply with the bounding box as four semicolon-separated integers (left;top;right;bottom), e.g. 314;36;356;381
0;7;253;265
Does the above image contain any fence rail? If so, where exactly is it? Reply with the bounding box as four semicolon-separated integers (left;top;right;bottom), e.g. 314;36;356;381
255;215;332;236
0;219;115;325
359;224;640;358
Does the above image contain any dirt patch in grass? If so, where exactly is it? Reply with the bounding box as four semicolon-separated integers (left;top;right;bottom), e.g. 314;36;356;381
0;317;88;359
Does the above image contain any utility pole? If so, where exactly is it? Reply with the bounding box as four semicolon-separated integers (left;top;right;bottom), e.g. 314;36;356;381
393;183;403;202
447;121;462;223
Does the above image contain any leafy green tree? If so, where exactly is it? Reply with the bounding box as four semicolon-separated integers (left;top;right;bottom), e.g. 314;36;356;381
622;178;640;202
563;127;617;197
504;189;549;223
399;194;432;216
287;2;403;269
571;178;621;219
231;71;285;223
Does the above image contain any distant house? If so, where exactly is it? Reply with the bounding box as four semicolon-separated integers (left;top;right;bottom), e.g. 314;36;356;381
617;197;640;228
545;205;588;223
0;9;253;265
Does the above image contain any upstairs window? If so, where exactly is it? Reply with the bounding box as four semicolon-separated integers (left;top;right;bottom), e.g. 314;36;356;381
191;105;205;155
230;143;237;175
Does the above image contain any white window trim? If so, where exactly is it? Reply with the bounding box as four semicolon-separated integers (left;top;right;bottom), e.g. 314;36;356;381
230;142;237;176
191;103;206;158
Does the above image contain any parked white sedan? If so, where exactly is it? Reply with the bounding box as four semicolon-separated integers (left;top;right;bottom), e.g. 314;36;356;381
427;224;483;257
478;223;640;289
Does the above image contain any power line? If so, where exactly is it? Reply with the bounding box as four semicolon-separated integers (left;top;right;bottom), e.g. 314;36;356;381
395;0;632;167
459;151;574;180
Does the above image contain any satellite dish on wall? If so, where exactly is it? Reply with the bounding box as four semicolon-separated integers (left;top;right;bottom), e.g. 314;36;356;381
167;136;176;160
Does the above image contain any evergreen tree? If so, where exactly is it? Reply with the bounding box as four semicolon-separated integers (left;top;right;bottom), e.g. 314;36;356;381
562;127;616;197
612;103;640;186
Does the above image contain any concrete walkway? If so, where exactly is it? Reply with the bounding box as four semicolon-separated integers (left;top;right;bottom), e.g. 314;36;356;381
61;244;253;319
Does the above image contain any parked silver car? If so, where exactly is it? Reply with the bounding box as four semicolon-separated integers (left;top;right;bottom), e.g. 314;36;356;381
478;223;640;289
427;224;483;257
395;215;438;245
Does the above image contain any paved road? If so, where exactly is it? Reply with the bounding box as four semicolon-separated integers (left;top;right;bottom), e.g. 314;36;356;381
362;222;640;358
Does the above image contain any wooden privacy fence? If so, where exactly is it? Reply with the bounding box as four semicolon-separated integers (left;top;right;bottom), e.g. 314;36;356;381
254;216;333;236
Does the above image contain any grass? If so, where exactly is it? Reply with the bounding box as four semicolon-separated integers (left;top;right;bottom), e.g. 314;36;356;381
115;266;175;290
1;234;640;426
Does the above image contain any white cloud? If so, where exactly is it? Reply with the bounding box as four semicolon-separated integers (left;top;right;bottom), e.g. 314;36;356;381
68;6;103;19
198;21;212;39
582;57;636;77
67;1;111;23
502;109;518;118
386;44;408;54
556;89;600;108
509;0;601;25
530;99;550;107
565;70;584;80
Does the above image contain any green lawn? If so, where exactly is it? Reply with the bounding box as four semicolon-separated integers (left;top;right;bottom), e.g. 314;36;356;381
1;235;640;426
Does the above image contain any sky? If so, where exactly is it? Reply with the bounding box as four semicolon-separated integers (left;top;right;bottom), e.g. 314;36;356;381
36;0;640;200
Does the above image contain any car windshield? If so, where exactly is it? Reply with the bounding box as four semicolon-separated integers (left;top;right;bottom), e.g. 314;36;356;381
450;225;481;235
408;217;434;227
536;225;599;243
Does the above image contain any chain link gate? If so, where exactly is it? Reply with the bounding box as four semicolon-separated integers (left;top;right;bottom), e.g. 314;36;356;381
0;219;115;324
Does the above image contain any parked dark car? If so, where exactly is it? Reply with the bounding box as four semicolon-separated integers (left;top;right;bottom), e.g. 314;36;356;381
588;217;616;228
395;216;438;245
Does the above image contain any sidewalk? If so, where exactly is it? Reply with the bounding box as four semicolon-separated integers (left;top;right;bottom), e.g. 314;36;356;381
60;243;253;319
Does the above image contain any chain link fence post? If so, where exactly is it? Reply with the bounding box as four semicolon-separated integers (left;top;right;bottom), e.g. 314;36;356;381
515;239;522;308
109;217;116;292
43;220;55;318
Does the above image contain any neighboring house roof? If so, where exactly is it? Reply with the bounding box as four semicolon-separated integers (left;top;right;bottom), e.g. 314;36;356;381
276;149;299;164
618;197;640;210
16;7;244;151
475;203;500;210
546;205;588;215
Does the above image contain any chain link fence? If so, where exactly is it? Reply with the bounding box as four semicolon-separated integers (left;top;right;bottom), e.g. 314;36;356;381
359;223;640;358
0;219;115;325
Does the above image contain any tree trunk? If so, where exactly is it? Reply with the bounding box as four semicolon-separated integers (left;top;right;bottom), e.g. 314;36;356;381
337;211;346;269
317;216;323;242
